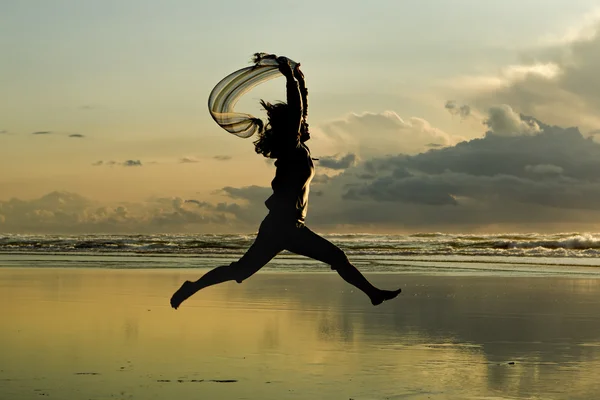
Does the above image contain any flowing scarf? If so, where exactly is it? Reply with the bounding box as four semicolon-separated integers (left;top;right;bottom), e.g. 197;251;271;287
208;53;299;138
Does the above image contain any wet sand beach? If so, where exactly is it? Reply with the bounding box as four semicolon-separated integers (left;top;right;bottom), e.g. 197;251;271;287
2;268;600;399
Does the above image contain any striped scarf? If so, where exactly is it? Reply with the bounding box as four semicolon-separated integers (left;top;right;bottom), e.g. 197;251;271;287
208;53;298;138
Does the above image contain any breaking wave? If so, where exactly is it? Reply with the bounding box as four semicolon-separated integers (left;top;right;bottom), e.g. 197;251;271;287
1;232;600;258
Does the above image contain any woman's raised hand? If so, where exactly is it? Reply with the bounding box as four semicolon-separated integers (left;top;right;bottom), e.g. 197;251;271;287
277;57;294;79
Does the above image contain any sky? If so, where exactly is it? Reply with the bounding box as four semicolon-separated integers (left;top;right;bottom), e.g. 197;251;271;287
2;0;600;233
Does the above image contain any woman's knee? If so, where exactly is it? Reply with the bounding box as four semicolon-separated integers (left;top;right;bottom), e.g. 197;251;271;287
329;250;351;271
228;261;258;283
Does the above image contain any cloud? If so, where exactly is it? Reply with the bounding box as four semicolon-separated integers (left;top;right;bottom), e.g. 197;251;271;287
318;153;357;170
452;17;600;133
446;63;562;94
0;192;91;231
28;131;87;138
93;160;141;167
148;197;223;227
5;116;600;233
203;117;600;232
0;191;237;233
123;160;142;167
314;111;463;158
184;199;211;207
540;8;600;45
215;186;273;224
180;157;199;163
312;174;331;184
445;100;471;118
0;130;7;134
214;155;232;161
484;105;541;136
524;164;564;175
220;185;271;202
310;118;600;229
343;175;459;206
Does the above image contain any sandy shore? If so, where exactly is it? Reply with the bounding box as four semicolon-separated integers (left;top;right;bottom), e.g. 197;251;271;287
2;268;600;399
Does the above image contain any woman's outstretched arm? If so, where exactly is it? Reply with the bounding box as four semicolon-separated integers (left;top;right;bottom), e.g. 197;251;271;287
278;58;302;134
294;65;308;122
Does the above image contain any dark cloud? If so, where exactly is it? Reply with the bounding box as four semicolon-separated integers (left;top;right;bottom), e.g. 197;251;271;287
184;199;211;207
318;153;357;170
28;131;88;138
148;197;219;227
312;174;331;184
399;118;596;180
215;202;243;215
93;160;141;167
180;157;199;163
30;131;88;138
356;173;376;180
343;175;459;206
0;130;7;134
345;170;600;209
524;164;564;175
221;185;271;202
214;155;232;161
445;100;471;118
216;186;273;224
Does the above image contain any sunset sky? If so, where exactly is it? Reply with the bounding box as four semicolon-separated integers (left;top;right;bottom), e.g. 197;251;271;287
2;0;600;233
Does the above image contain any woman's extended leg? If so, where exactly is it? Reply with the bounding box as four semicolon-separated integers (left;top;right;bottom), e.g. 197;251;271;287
170;226;282;309
285;225;401;305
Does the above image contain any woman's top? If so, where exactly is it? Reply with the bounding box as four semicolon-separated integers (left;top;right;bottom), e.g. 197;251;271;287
265;140;315;224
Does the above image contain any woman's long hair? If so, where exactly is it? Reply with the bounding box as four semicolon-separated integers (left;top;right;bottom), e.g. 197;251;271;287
253;100;291;159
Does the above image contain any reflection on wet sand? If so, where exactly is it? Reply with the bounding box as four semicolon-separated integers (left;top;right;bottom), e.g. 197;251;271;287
1;268;600;399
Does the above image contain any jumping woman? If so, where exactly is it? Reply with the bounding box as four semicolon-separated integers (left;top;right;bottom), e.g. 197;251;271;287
170;57;401;309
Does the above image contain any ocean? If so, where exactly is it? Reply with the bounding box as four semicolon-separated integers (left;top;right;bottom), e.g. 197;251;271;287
2;232;600;276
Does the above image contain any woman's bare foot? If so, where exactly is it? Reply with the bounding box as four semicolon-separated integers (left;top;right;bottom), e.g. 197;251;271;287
170;281;197;309
370;288;402;306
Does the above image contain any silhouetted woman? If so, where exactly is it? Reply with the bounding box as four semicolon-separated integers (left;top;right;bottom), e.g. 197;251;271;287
171;58;401;309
